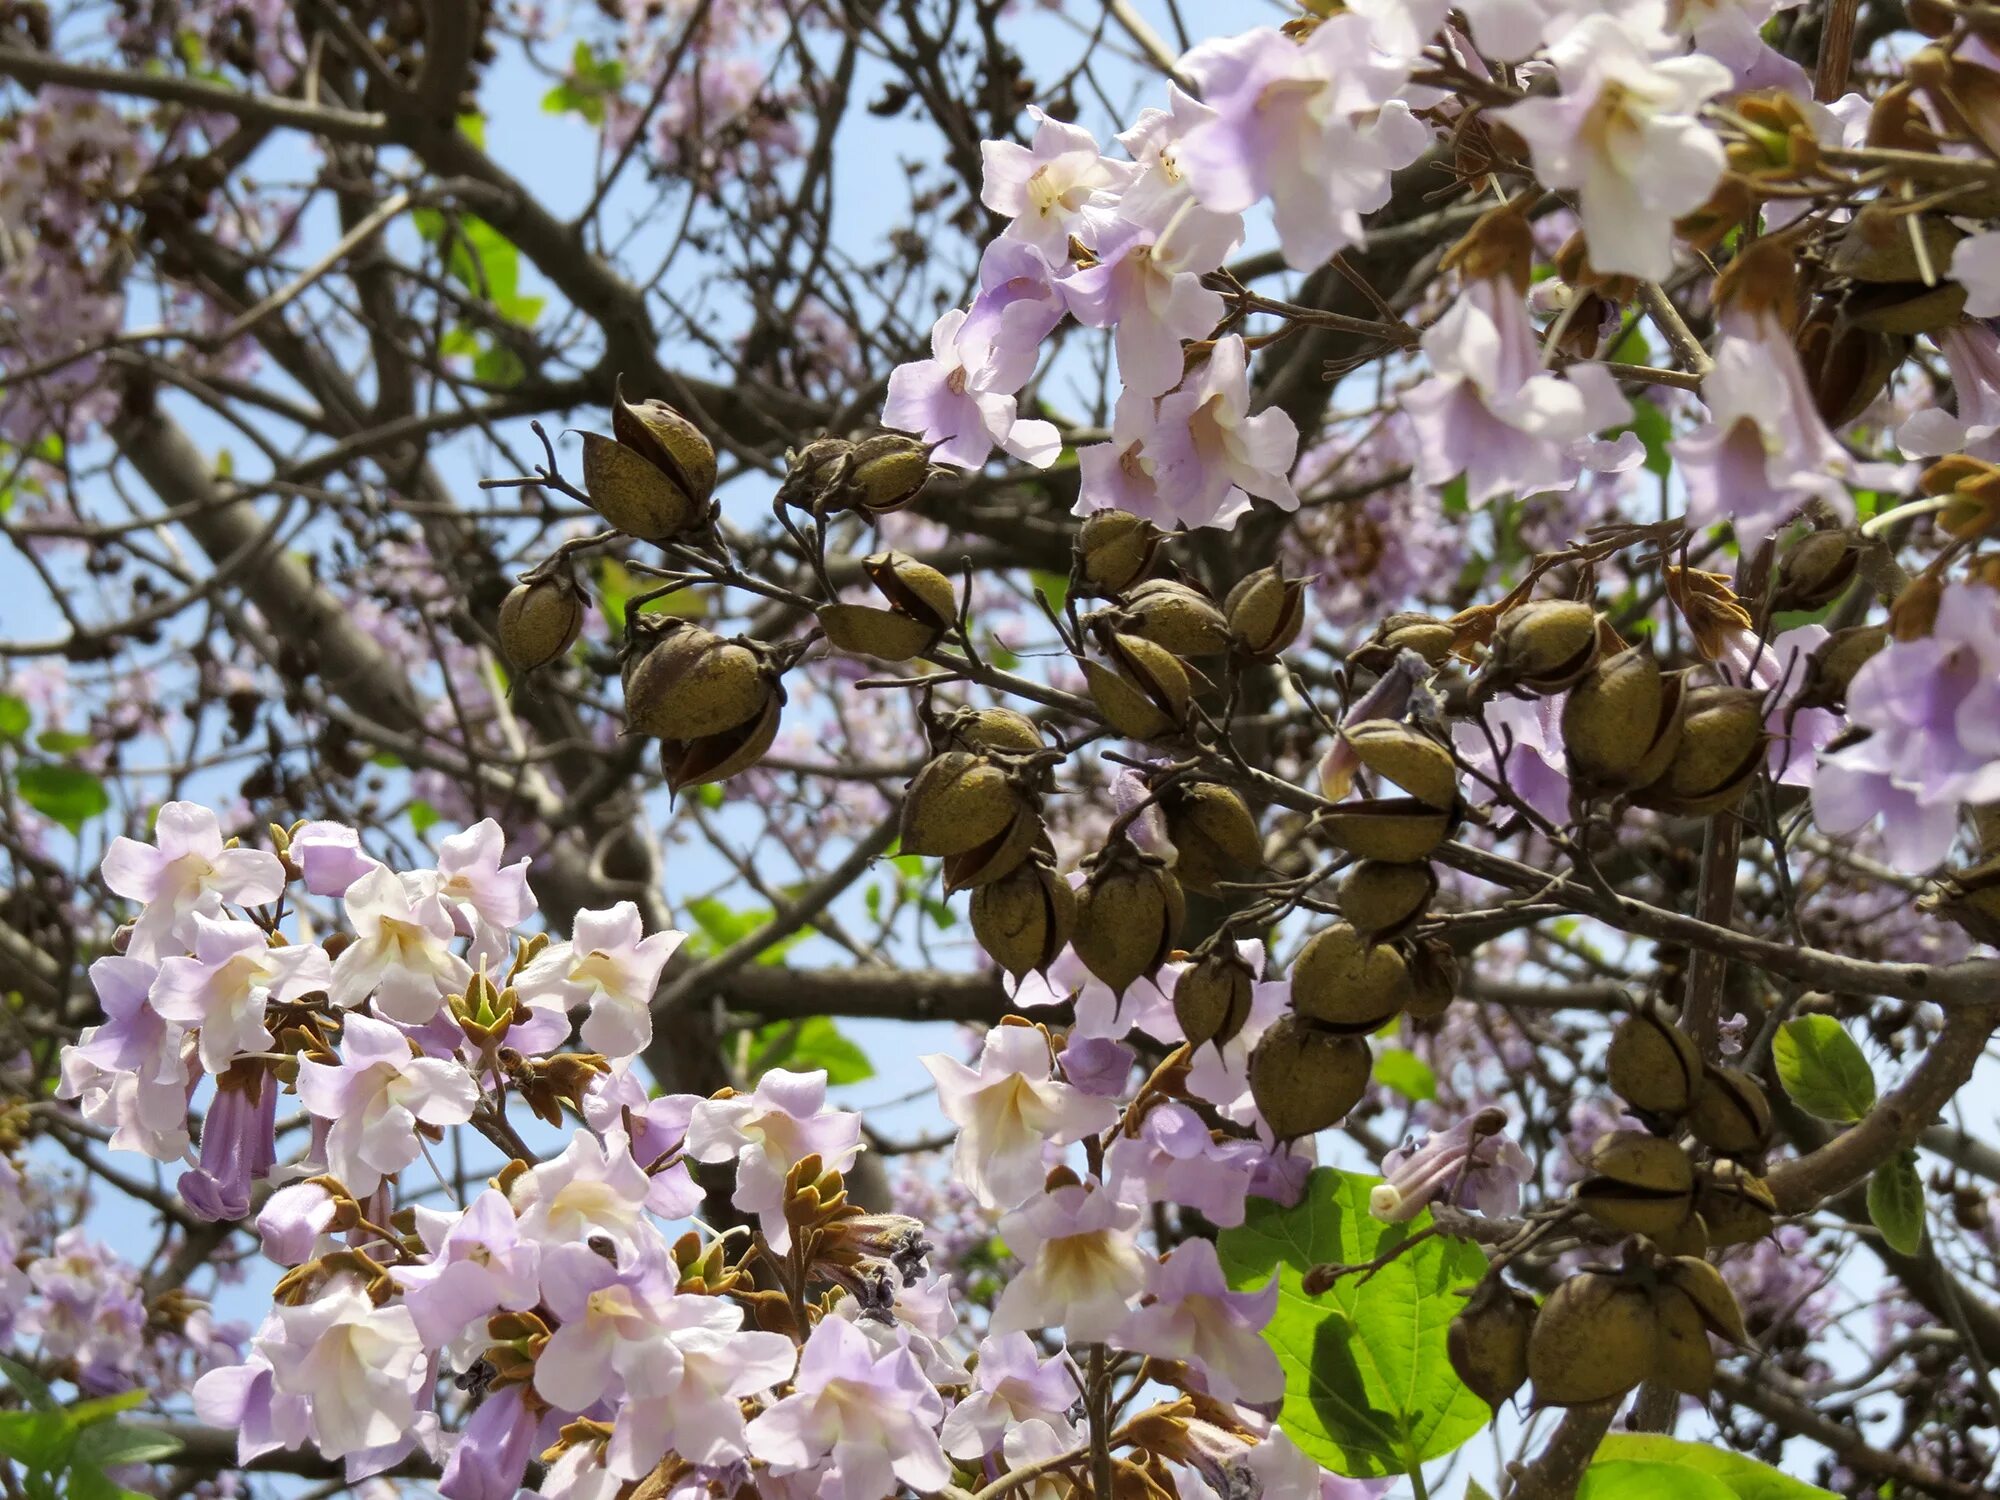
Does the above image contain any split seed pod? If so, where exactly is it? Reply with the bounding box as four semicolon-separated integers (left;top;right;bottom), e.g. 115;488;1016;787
1694;1161;1778;1247
624;622;774;741
1920;854;2000;947
1350;613;1457;675
1686;1063;1773;1156
845;433;936;514
1336;860;1437;942
943;804;1044;893
1224;566;1308;659
1120;578;1231;658
944;706;1046;756
1651;1281;1717;1397
1077;510;1162;596
1797;624;1887;710
1527;1271;1659;1407
970;856;1076;981
1484;599;1600;696
1561;649;1685;795
900;752;1021;859
1448;1276;1537;1410
1291;922;1413;1033
498;573;586;673
1634;685;1768;817
1071;844;1185;993
1318;798;1457;862
579;384;716;541
1607;1006;1704;1118
1248;1016;1371;1139
818;550;960;662
1403;937;1459;1021
658;691;783;792
1574;1132;1698;1240
1172;949;1257;1052
1341;721;1460;810
1084;633;1193;740
1773;530;1861;613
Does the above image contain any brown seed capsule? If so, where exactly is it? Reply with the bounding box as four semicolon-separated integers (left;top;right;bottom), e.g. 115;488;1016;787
497;573;586;673
864;551;959;632
846;433;936;513
1351;613;1457;675
1085;633;1192;740
1341;720;1460;810
1318;798;1456;862
1662;1256;1748;1346
1607;1006;1704;1118
1634;685;1768;817
942;806;1044;894
1827;205;1963;284
1448;1277;1536;1410
1575;1132;1698;1240
900;751;1020;859
624;624;772;740
1561;649;1685;795
659;690;783;792
1485;599;1600;696
1224;567;1308;659
1172;949;1257;1051
1651;1284;1717;1397
970;855;1075;980
1527;1271;1659;1407
1774;530;1861;613
1403;936;1459;1021
1686;1063;1773;1156
1162;781;1263;895
1072;846;1185;993
612;382;717;507
1842;278;1969;336
1248;1016;1371;1139
1337;860;1437;942
1694;1161;1778;1247
1796;302;1908;428
1797;624;1888;710
1920;854;2000;947
944;706;1046;755
1292;923;1412;1034
581;431;706;541
816;603;939;662
1120;578;1231;658
1077;510;1162;595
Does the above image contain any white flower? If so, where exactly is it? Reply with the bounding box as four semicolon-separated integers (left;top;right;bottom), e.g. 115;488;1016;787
990;1177;1147;1342
295;1014;479;1195
922;1024;1119;1210
513;902;684;1059
259;1277;426;1460
100;801;286;962
329;865;471;1025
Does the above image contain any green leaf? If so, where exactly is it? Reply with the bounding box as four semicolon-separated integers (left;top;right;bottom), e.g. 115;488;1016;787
746;1015;874;1085
1373;1047;1436;1102
0;1354;56;1411
17;764;109;833
1216;1168;1489;1478
1773;1016;1876;1123
63;1390;145;1429
0;693;29;740
1868;1148;1925;1255
34;730;94;756
0;1410;76;1472
1031;568;1071;617
1464;1484;1495;1500
1625;396;1675;477
71;1422;183;1468
1580;1462;1737;1500
408;800;440;835
1595;1436;1837;1498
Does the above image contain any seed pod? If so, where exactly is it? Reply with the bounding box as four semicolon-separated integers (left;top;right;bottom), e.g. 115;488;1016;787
1694;1161;1778;1247
1561;649;1685;794
1686;1063;1772;1156
1796;302;1908;428
864;551;958;632
1827;205;1962;284
1172;949;1257;1051
1575;1132;1698;1240
943;806;1043;893
1634;685;1768;817
970;856;1075;980
1920;854;2000;947
581;431;706;541
1773;530;1860;613
1225;567;1308;659
1351;613;1456;675
1662;1256;1747;1346
1485;599;1600;696
900;751;1019;859
1528;1272;1660;1407
1650;1214;1712;1261
1163;782;1263;895
498;573;586;673
1607;1006;1704;1118
1842;278;1969;336
1121;579;1231;658
1797;624;1888;711
1077;510;1162;595
1337;860;1437;942
1651;1283;1716;1397
1341;721;1460;810
1318;798;1456;862
1084;633;1192;740
624;624;772;740
846;433;936;513
817;603;939;662
659;691;782;792
1448;1277;1536;1410
1072;847;1185;993
612;383;717;508
1403;937;1459;1021
945;706;1046;755
1248;1016;1371;1139
1292;923;1413;1034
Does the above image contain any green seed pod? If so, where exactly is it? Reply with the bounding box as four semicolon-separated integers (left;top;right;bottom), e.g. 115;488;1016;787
1342;720;1460;810
1575;1132;1698;1239
1561;649;1685;794
1248;1016;1370;1139
1686;1063;1773;1156
624;624;772;740
1224;566;1308;659
1527;1271;1660;1407
1318;798;1456;862
1351;612;1457;675
1486;599;1600;696
1826;206;1962;284
1072;846;1185;993
497;573;586;673
581;431;705;541
1077;509;1162;596
1694;1161;1778;1247
1773;529;1861;613
1163;781;1263;895
1635;684;1768;817
816;603;938;662
846;433;936;513
943;807;1043;894
1607;1005;1704;1118
863;550;958;631
1448;1276;1536;1411
900;751;1019;859
1662;1256;1747;1346
1291;922;1412;1033
970;855;1075;980
1651;1284;1717;1397
1336;860;1436;942
1121;578;1231;658
1172;949;1257;1051
1403;936;1459;1021
659;691;783;793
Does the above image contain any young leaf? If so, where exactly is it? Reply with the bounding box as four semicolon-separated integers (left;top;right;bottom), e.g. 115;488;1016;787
1772;1016;1876;1123
1216;1168;1489;1478
72;1422;184;1467
1580;1462;1736;1500
0;1353;57;1411
0;1409;76;1473
0;692;29;740
1595;1435;1838;1498
17;764;109;833
1868;1148;1925;1256
747;1015;874;1086
1373;1047;1436;1102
